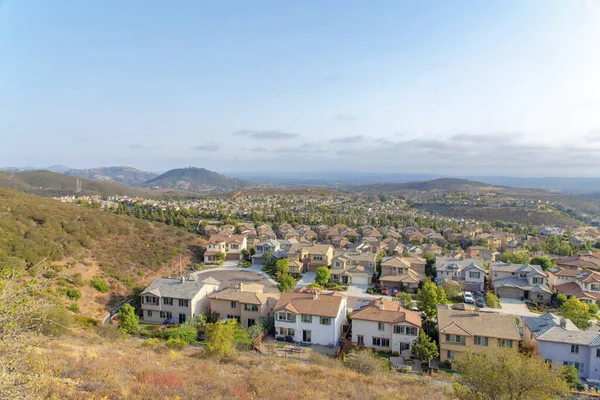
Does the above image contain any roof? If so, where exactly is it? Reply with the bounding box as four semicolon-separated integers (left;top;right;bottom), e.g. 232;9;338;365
208;234;246;244
351;299;421;327
209;284;280;305
436;257;484;272
490;262;547;277
536;327;600;346
274;290;344;318
437;304;521;340
380;268;423;284
492;276;552;293
554;282;600;300
548;267;584;277
140;275;221;299
522;313;579;339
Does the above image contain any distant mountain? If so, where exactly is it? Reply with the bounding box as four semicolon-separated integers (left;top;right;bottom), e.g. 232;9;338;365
358;178;495;193
65;166;158;185
142;167;253;193
0;165;71;173
46;164;72;173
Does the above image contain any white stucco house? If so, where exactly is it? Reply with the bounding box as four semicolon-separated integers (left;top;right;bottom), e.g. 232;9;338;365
140;275;220;324
273;289;347;346
351;298;422;355
435;257;485;292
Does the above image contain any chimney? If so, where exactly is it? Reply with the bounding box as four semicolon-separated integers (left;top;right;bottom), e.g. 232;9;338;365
180;275;185;284
560;318;567;328
313;291;319;300
378;301;385;311
237;282;244;291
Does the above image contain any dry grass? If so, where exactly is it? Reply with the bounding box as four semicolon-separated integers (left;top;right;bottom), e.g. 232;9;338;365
10;332;451;400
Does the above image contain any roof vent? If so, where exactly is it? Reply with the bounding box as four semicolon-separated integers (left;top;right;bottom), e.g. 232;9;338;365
560;318;567;328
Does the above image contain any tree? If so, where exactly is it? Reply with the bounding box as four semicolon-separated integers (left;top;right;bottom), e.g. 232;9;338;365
423;252;436;277
589;302;599;315
117;304;139;335
485;291;499;308
411;330;439;368
262;250;274;266
215;252;225;263
529;256;555;271
436;285;448;305
278;274;295;292
499;251;530;264
394;292;413;308
556;293;567;307
204;319;250;357
453;347;569;400
315;266;331;285
561;365;581;390
275;258;290;275
561;297;591;330
416;278;442;319
189;313;208;333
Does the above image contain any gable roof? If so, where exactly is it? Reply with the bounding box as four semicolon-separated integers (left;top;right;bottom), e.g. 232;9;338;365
351;299;421;327
437;304;520;340
141;274;220;299
522;313;579;339
209;285;279;305
274;290;344;318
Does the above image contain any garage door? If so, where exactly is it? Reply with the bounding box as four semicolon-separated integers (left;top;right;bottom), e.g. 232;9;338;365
351;276;369;285
496;288;521;299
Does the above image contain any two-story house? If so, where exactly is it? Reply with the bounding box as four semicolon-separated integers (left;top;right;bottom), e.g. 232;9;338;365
379;256;426;292
351;299;421;355
435;257;485;292
140;275;221;324
204;234;247;264
209;283;280;328
548;268;600;305
274;289;346;345
489;261;552;303
329;251;376;285
287;244;334;272
522;313;600;379
251;239;282;265
437;304;521;367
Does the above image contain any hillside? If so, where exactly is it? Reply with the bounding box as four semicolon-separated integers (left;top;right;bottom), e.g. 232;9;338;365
143;167;254;193
358;178;496;193
0;188;202;317
65;166;159;185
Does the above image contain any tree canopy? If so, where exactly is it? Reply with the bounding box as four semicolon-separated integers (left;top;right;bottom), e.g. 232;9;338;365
561;297;591;330
315;266;331;285
416;278;446;319
411;330;438;367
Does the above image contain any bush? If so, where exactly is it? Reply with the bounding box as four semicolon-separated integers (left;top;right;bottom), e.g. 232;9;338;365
344;349;388;376
589;303;599;315
69;303;80;313
96;324;124;340
90;277;110;293
165;338;187;350
556;293;567;307
143;337;161;350
157;325;197;344
315;266;331;285
65;288;81;300
117;304;139;335
41;306;75;337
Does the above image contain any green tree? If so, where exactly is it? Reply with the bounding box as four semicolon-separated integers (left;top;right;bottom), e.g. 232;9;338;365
561;297;591;330
117;304;139;335
189;313;208;333
278;274;295;292
453;347;569;400
416;278;440;319
315;266;331;285
589;302;599;315
561;365;581;390
436;285;448;305
215;252;225;262
394;292;413;308
411;330;439;368
423;252;436;277
204;319;250;357
529;256;555;271
262;250;274;266
485;291;499;308
499;251;530;264
556;293;567;307
275;258;290;275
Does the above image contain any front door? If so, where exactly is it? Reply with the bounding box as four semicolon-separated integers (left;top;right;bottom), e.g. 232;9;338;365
524;291;530;300
303;330;312;342
342;276;349;284
179;313;186;324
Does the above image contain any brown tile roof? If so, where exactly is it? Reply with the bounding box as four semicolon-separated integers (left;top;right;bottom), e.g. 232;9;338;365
208;234;246;244
555;282;600;300
550;268;584;277
274;290;344;318
351;299;421;327
209;285;279;305
437;304;520;340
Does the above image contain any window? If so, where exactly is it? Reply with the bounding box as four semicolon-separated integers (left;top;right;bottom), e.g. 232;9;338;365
147;310;153;317
278;327;295;337
277;312;296;322
474;336;488;346
357;335;364;345
498;339;513;348
247;319;256;328
163;297;173;306
231;301;237;309
563;361;585;373
469;271;481;279
372;337;390;347
179;313;186;324
407;327;418;336
519;273;527;279
332;275;339;280
400;343;410;351
593;284;600;291
164;311;172;319
231;244;239;249
301;314;312;323
446;334;465;345
244;304;259;312
378;322;385;331
394;325;405;335
571;344;580;354
447;350;455;360
320;317;331;325
160;311;166;318
596;349;600;358
179;299;189;307
145;296;158;305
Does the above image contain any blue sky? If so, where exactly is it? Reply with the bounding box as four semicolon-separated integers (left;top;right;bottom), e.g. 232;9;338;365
1;0;600;176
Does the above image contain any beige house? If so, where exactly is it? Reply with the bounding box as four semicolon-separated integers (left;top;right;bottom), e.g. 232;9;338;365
548;267;600;305
287;244;334;272
204;234;247;264
330;251;376;285
437;304;521;367
209;283;280;329
379;256;426;292
489;261;552;303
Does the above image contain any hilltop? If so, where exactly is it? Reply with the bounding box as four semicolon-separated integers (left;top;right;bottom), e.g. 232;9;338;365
358;178;496;193
65;166;159;185
142;167;254;193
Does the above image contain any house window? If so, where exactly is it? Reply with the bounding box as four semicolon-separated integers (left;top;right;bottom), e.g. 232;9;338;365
446;334;465;345
571;344;580;354
394;325;405;335
498;339;513;348
179;299;189;307
231;301;237;309
160;311;165;318
447;350;455;360
179;313;186;324
519;273;527;279
378;322;385;331
163;297;173;306
147;310;153;317
596;349;600;358
320;317;331;325
244;304;259;312
231;244;239;249
278;327;295;337
247;319;256;328
301;314;312;323
469;271;481;279
357;335;364;345
592;284;600;291
563;361;585;373
474;336;488;346
372;337;390;347
277;312;296;322
400;343;411;351
332;275;339;280
144;296;158;305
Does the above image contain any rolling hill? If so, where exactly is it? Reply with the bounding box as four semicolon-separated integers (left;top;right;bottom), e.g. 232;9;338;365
358;178;496;193
64;166;158;185
142;167;254;193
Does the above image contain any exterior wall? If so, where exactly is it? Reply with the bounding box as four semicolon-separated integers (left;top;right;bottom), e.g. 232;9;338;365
496;287;522;299
538;341;600;380
274;300;346;346
439;334;518;365
352;320;419;353
210;298;241;320
140;284;219;324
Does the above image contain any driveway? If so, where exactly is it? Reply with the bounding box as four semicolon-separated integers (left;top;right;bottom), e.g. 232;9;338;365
295;272;316;288
345;284;380;299
498;298;538;317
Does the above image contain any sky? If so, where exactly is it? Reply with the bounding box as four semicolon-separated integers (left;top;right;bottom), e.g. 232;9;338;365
1;0;600;177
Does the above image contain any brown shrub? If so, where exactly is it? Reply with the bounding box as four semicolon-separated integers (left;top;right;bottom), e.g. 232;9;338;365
138;370;184;388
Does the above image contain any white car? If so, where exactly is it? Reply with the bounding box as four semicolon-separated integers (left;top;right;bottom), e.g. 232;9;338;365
463;291;474;304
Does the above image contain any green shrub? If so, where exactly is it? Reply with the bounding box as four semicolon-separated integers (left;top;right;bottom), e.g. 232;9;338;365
156;325;197;344
589;303;599;315
165;337;186;350
69;303;80;313
65;288;81;300
91;277;110;293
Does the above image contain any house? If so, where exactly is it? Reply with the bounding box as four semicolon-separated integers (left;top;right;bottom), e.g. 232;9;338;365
489;262;552;303
256;224;277;240
209;283;280;329
351;298;422;354
522;313;600;379
554;253;600;271
203;225;219;236
140;275;221;324
549;268;600;305
274;289;347;345
379;257;426;292
204;234;247;264
330;251;376;285
437;304;521;367
435;257;485;292
251;239;282;265
287;244;334;272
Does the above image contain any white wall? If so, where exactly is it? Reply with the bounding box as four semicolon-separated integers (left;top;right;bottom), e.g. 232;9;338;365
538;341;600;380
275;300;346;346
352;320;419;353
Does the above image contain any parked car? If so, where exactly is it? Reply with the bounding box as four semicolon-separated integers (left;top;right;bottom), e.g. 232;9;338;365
463;291;474;304
381;286;389;295
391;287;399;296
476;297;485;308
